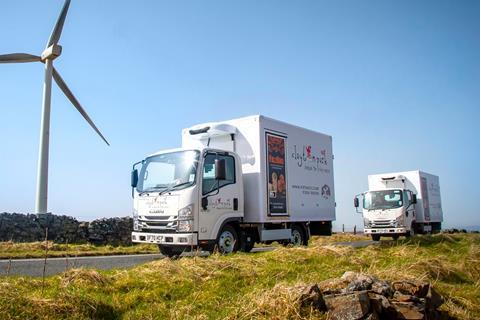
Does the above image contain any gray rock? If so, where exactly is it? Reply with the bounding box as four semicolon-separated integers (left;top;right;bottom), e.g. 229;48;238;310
0;212;133;245
371;280;393;297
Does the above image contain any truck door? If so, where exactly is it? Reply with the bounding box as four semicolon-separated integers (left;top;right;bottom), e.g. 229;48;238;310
404;190;415;226
198;152;241;240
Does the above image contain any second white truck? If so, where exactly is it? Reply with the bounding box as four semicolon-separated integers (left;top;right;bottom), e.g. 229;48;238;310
131;115;335;256
354;171;443;241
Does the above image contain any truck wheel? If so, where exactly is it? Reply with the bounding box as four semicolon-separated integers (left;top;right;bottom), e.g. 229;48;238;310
240;240;255;253
159;245;183;258
290;224;308;246
217;224;239;254
371;234;381;241
239;231;255;253
406;223;416;237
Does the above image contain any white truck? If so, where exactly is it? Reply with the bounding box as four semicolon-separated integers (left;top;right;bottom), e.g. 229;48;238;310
130;115;335;256
354;171;443;241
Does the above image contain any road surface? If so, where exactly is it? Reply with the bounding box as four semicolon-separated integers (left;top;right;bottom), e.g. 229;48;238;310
0;240;375;277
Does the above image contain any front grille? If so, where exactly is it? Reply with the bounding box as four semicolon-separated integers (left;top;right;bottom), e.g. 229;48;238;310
143;216;172;220
371;220;396;228
138;215;177;231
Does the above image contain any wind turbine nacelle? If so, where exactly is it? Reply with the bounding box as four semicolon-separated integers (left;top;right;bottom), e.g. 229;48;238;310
41;45;62;61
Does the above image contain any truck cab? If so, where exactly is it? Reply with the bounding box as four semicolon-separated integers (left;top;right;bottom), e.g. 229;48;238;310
131;147;244;256
355;188;417;241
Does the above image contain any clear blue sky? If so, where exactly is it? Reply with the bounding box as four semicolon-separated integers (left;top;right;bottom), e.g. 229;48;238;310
1;0;479;229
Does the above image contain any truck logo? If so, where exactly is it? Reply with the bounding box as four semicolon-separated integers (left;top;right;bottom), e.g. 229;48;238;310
211;198;233;210
292;145;328;171
321;184;331;199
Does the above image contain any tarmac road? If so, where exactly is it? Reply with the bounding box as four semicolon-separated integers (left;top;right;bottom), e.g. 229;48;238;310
0;240;376;277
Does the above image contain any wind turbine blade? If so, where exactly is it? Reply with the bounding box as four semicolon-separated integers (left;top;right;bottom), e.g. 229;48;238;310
52;67;110;146
46;0;71;48
0;53;41;63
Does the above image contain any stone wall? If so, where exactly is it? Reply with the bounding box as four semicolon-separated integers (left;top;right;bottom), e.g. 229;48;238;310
0;213;133;245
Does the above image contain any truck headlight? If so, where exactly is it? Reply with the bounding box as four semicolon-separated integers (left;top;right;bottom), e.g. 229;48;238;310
133;209;140;231
177;220;193;232
396;217;405;227
363;218;371;227
178;205;193;221
133;220;140;231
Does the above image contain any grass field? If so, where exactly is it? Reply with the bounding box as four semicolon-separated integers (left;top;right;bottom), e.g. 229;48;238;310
0;233;369;259
0;233;478;319
0;242;159;259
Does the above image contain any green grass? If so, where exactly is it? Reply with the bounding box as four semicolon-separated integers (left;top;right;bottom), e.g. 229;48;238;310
0;233;478;319
0;233;369;259
0;242;158;259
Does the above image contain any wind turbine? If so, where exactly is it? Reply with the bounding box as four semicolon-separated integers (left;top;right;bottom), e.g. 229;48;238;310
0;0;109;214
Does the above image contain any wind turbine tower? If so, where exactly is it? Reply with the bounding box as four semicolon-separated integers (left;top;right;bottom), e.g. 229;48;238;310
0;0;109;214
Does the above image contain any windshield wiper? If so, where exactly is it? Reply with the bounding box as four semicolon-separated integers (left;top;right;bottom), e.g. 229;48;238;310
158;182;192;195
138;185;168;196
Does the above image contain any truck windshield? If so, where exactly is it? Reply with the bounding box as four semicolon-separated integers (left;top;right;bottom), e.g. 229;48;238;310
137;150;200;193
363;190;403;210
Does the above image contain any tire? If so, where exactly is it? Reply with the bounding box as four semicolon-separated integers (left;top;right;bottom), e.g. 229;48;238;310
371;234;381;241
432;222;442;234
290;224;308;246
159;245;184;258
240;240;255;253
216;224;239;254
406;223;416;237
392;235;400;241
239;231;255;253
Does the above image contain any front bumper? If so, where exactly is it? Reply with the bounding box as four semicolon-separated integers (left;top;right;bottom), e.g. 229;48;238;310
364;227;406;235
132;232;198;245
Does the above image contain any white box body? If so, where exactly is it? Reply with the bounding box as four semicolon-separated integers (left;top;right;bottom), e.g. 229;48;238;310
182;115;336;223
368;170;443;223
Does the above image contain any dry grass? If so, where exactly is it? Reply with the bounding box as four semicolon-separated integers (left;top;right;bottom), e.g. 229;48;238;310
0;233;478;319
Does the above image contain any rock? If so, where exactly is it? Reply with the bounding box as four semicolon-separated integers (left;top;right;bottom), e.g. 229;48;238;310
318;277;350;295
364;311;381;320
425;286;443;310
391;301;425;320
298;284;326;311
341;271;361;282
324;291;371;320
339;271;378;293
392;280;430;298
368;292;391;315
393;291;421;303
0;212;133;245
88;217;133;245
371;280;393;297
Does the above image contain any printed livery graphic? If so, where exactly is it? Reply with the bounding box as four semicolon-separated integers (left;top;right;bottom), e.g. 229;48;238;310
267;134;288;215
211;198;233;210
292;144;328;172
321;184;331;199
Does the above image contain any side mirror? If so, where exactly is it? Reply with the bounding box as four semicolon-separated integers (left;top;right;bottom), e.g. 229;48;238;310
131;169;139;188
354;197;359;208
215;158;226;180
201;197;208;210
411;194;417;204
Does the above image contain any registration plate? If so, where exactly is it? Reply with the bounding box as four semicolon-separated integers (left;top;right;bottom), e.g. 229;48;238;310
146;234;163;241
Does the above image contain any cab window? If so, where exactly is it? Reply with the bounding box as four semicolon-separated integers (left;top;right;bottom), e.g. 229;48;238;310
202;153;235;195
